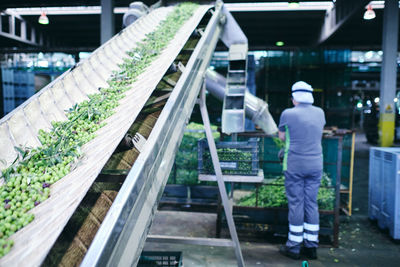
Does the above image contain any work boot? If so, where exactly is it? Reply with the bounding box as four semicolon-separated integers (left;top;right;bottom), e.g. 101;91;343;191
301;247;317;259
279;245;300;260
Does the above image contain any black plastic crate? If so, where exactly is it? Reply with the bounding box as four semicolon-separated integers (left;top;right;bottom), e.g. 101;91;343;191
138;251;182;267
198;138;259;176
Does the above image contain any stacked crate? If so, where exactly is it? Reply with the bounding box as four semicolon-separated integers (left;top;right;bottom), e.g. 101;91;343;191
13;70;35;106
1;68;35;116
1;68;15;116
369;147;400;240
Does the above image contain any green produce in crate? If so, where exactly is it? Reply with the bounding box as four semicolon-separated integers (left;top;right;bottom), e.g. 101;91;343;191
178;122;219;151
175;169;198;185
0;3;198;258
272;137;285;149
237;173;335;210
203;148;253;175
168;122;220;185
175;151;197;169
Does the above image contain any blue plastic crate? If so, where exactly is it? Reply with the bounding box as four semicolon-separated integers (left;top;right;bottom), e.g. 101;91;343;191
2;82;15;115
14;83;35;106
1;68;14;84
14;71;35;86
369;147;400;239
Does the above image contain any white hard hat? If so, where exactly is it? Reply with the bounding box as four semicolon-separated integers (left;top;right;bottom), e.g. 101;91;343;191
291;81;314;104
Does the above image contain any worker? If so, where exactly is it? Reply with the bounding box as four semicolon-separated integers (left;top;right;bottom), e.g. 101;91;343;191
278;81;325;260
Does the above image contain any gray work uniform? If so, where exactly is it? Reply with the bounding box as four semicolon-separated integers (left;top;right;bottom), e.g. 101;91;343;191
278;103;325;253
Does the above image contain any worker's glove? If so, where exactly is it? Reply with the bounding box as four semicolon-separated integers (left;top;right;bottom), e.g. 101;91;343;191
278;148;284;163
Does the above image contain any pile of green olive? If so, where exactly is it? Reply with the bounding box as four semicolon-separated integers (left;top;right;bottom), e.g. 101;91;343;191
237;173;336;211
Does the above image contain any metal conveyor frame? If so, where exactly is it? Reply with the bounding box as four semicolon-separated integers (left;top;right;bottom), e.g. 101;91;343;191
81;3;230;266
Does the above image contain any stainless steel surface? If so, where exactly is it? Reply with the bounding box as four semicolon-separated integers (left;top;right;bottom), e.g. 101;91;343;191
81;4;220;267
222;44;248;134
198;169;264;183
132;132;147;152
219;5;247;47
247;93;278;135
205;69;278;135
147;235;235;247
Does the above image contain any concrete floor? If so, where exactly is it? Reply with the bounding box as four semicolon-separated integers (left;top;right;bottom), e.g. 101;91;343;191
143;133;400;266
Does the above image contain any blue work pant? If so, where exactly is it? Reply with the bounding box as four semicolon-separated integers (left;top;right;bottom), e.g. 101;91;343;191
284;169;322;253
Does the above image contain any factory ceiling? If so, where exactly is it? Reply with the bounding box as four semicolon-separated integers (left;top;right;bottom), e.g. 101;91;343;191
0;1;395;52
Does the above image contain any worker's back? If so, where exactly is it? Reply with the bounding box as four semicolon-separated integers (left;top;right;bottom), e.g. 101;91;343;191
279;103;325;172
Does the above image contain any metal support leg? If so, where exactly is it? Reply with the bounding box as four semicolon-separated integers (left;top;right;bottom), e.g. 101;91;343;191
333;136;343;247
379;0;399;147
198;82;245;267
101;0;115;44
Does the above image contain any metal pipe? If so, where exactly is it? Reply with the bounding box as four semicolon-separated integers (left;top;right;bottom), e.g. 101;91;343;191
205;69;278;135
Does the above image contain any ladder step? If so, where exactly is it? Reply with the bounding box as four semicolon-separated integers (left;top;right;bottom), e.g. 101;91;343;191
146;235;235;247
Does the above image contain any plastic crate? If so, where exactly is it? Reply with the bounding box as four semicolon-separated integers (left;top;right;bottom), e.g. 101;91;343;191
138;251;182;267
369;147;400;239
198;138;259;176
2;82;15;115
14;83;35;106
1;68;14;84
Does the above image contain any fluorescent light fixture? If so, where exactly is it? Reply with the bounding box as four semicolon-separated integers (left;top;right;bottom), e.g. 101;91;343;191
276;41;285;46
7;6;129;15
365;51;374;59
38;11;49;24
38;60;49;67
288;1;300;8
224;2;333;12
363;4;376;20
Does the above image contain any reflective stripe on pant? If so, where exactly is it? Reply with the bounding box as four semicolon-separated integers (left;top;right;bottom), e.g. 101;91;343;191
284;169;322;253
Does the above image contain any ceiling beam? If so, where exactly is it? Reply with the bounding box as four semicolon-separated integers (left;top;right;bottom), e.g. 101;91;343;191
0;46;96;53
317;0;370;45
0;10;46;46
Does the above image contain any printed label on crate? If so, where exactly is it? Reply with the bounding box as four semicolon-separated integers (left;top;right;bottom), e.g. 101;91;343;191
220;161;237;170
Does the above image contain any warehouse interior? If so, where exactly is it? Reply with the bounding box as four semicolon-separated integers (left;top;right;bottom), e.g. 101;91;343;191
0;0;399;266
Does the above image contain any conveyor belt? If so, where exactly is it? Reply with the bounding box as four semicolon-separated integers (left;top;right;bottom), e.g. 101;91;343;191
0;4;215;266
82;4;224;266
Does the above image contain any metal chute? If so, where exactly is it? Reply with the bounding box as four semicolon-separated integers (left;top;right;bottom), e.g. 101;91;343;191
205;68;278;135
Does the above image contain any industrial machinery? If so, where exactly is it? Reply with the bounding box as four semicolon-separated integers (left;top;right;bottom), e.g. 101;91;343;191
0;2;276;266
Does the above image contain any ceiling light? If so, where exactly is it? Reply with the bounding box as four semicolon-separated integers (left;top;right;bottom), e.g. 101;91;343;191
223;2;334;12
363;5;376;20
288;1;300;8
38;11;49;24
365;51;374;59
276;41;285;46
